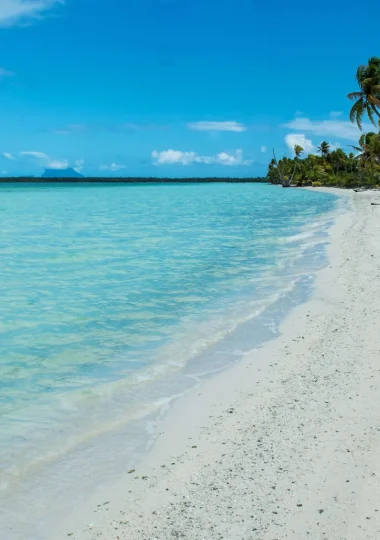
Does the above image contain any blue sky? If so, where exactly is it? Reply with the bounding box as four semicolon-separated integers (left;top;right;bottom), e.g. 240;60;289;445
0;0;379;177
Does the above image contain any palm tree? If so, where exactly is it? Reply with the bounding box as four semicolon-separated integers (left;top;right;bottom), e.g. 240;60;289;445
309;164;328;183
355;133;380;184
351;132;376;154
366;137;380;167
352;132;380;167
286;145;304;186
294;145;304;158
347;57;380;129
329;148;347;174
347;152;358;173
317;141;330;158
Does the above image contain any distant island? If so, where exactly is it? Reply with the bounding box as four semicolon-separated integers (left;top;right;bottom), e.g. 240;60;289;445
41;167;84;179
0;176;267;184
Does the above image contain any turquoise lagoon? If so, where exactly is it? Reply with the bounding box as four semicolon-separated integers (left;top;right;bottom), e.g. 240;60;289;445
0;182;340;537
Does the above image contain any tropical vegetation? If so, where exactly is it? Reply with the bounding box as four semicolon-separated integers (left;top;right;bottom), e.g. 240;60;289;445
267;57;380;188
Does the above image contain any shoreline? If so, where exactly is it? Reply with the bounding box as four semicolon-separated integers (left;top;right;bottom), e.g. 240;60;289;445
1;184;338;540
52;188;380;539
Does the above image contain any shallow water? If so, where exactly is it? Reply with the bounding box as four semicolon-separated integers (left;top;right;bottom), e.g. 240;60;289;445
0;182;341;538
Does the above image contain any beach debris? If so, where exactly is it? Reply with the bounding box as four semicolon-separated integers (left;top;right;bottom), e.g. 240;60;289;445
191;445;197;449
171;529;185;537
128;468;136;474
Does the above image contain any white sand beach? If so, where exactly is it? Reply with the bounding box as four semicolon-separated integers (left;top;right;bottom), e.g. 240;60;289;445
56;189;380;540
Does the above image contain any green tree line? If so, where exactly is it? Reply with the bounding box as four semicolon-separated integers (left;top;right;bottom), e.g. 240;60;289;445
267;57;380;188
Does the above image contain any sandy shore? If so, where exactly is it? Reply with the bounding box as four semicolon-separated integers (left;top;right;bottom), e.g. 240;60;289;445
56;189;380;540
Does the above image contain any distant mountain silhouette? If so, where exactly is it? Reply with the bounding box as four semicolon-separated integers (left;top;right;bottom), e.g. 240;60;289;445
41;167;84;178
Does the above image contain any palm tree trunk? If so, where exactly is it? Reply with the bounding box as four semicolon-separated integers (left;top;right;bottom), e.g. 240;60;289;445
288;160;297;186
272;149;283;184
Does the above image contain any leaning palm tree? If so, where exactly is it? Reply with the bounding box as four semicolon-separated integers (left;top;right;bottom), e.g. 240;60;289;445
285;144;304;186
317;141;330;158
347;57;380;129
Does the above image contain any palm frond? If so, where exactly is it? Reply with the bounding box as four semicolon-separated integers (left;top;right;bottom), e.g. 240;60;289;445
366;132;377;143
347;91;363;101
349;99;364;128
368;56;380;69
349;145;362;153
356;65;367;86
358;132;367;147
367;104;376;126
361;77;374;89
356;104;366;130
368;95;380;107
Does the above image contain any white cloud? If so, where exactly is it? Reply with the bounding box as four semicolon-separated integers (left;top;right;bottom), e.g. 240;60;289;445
152;149;252;166
47;159;68;169
260;145;267;153
20;151;49;159
3;152;15;160
74;159;84;173
285;134;315;155
211;150;251;166
284;116;369;141
20;151;80;172
187;121;247;133
0;67;14;78
100;163;127;171
152;150;197;165
0;0;64;27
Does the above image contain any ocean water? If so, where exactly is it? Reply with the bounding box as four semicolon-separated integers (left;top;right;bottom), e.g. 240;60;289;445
0;182;341;538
